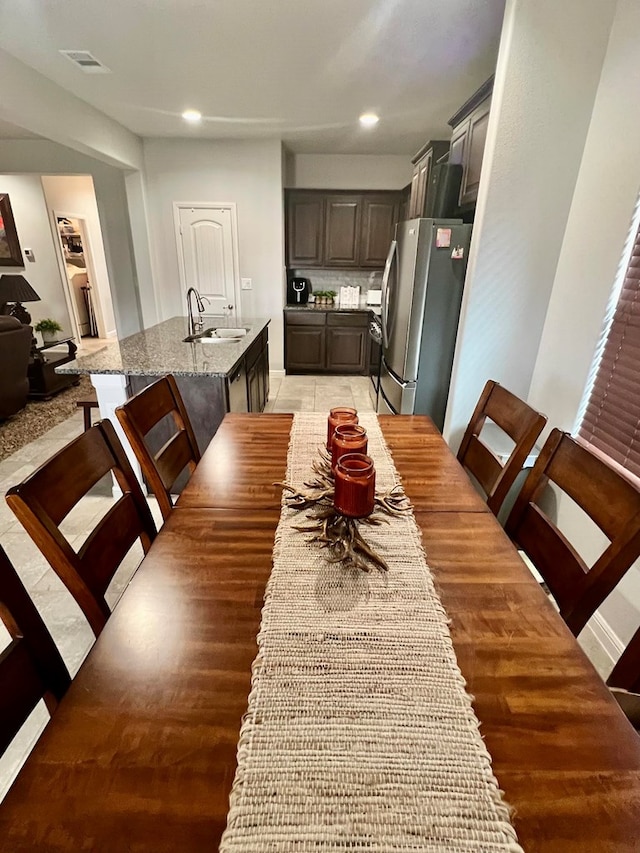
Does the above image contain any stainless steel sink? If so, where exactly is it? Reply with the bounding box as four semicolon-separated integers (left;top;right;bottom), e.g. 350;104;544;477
182;327;249;343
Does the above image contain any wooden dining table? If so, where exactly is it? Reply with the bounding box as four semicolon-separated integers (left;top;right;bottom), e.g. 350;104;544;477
1;413;640;851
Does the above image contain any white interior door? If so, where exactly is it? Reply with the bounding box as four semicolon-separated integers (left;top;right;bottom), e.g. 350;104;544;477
176;205;239;317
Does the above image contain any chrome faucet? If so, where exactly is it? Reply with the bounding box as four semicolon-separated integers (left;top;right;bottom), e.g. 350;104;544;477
186;287;207;336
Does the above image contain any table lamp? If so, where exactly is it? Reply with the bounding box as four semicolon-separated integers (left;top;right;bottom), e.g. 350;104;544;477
0;274;41;324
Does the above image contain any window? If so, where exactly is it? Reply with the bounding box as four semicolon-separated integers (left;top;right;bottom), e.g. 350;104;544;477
579;203;640;478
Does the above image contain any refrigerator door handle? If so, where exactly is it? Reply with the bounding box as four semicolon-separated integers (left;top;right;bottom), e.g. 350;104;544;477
381;239;396;349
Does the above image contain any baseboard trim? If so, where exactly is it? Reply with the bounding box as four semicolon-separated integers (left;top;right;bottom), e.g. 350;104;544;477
586;610;625;666
269;369;285;379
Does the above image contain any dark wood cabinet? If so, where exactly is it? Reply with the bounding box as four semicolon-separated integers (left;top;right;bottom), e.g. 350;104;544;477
360;195;399;266
398;184;411;224
285;310;369;374
285;313;326;372
408;141;449;219
286;193;324;267
325;327;366;372
324;195;361;266
447;77;493;209
285;190;400;269
244;328;269;412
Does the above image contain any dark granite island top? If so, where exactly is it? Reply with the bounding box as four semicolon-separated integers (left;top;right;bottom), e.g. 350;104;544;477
57;316;270;377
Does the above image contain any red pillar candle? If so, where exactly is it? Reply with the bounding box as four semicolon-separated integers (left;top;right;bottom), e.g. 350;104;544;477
334;453;376;518
331;423;368;471
327;406;358;450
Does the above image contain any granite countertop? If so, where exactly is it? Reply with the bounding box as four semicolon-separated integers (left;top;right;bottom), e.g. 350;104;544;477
284;304;381;316
56;316;270;378
284;303;379;314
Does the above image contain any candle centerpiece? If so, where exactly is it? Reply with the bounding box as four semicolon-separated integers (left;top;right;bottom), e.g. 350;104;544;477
276;411;412;573
331;424;368;472
333;453;375;518
326;406;358;450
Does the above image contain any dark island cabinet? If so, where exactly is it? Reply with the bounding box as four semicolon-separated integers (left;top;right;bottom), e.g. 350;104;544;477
285;310;369;375
244;328;270;412
285;190;401;269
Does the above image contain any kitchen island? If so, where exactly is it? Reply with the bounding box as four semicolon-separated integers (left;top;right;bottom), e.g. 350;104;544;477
57;315;269;485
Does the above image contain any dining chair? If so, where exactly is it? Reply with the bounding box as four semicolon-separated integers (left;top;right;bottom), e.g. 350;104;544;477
607;625;640;730
505;428;640;637
115;375;200;522
457;380;547;516
0;544;70;754
6;419;157;637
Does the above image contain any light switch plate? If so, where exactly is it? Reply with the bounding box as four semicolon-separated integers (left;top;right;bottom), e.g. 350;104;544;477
241;278;252;290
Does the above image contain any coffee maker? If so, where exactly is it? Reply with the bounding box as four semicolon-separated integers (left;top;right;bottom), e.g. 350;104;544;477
287;277;311;305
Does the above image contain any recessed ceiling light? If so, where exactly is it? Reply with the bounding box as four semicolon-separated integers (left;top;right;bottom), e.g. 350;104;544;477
182;109;202;123
359;113;379;128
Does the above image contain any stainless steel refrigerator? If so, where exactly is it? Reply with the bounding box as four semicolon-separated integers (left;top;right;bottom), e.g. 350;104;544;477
377;218;472;429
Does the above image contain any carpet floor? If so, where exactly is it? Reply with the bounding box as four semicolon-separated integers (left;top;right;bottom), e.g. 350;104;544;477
0;375;93;461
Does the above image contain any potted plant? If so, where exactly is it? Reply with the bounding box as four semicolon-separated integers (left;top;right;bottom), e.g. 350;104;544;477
35;318;63;344
314;290;336;306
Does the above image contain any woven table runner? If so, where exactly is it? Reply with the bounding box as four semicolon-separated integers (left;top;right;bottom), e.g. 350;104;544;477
219;413;523;852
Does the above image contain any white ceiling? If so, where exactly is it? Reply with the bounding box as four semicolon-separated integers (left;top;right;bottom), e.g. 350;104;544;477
0;118;40;139
0;0;505;155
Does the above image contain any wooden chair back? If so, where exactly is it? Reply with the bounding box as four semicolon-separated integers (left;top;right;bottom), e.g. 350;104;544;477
6;420;157;637
0;544;70;754
457;380;547;515
607;625;640;730
116;375;200;521
608;625;640;694
505;428;640;636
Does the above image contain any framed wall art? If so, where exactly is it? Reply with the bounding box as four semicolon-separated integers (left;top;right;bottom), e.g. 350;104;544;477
0;193;24;267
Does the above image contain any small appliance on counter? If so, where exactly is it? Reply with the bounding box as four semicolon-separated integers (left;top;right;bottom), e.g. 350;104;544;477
287;277;311;305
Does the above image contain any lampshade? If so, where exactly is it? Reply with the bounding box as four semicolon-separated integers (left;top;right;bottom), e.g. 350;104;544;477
0;274;41;303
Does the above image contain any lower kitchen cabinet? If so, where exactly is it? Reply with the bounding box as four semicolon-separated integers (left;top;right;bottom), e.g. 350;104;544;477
244;327;270;412
285;310;369;375
285;325;325;371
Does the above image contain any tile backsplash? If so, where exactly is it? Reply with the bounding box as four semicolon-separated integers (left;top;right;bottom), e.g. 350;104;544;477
292;269;382;306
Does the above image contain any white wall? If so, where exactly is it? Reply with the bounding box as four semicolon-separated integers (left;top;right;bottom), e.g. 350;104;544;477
444;0;617;448
289;154;412;189
0;174;71;333
528;0;640;651
142;138;285;368
0;140;143;337
41;175;117;338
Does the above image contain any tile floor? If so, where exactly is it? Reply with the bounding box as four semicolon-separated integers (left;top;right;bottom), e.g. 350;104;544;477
0;372;614;801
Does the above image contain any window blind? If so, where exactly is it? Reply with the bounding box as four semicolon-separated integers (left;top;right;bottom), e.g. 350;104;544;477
579;218;640;477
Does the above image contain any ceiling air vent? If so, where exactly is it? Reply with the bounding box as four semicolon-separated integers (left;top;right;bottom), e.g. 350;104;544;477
59;50;111;74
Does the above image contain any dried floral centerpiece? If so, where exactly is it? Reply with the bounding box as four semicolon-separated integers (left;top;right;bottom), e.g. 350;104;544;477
276;445;412;574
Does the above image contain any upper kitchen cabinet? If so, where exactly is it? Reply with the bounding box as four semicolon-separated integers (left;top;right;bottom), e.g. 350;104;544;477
285;190;401;269
408;141;449;219
360;194;399;267
324;195;361;266
448;77;493;209
286;192;325;267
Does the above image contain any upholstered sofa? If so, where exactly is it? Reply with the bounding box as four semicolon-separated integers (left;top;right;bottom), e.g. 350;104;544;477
0;316;33;419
